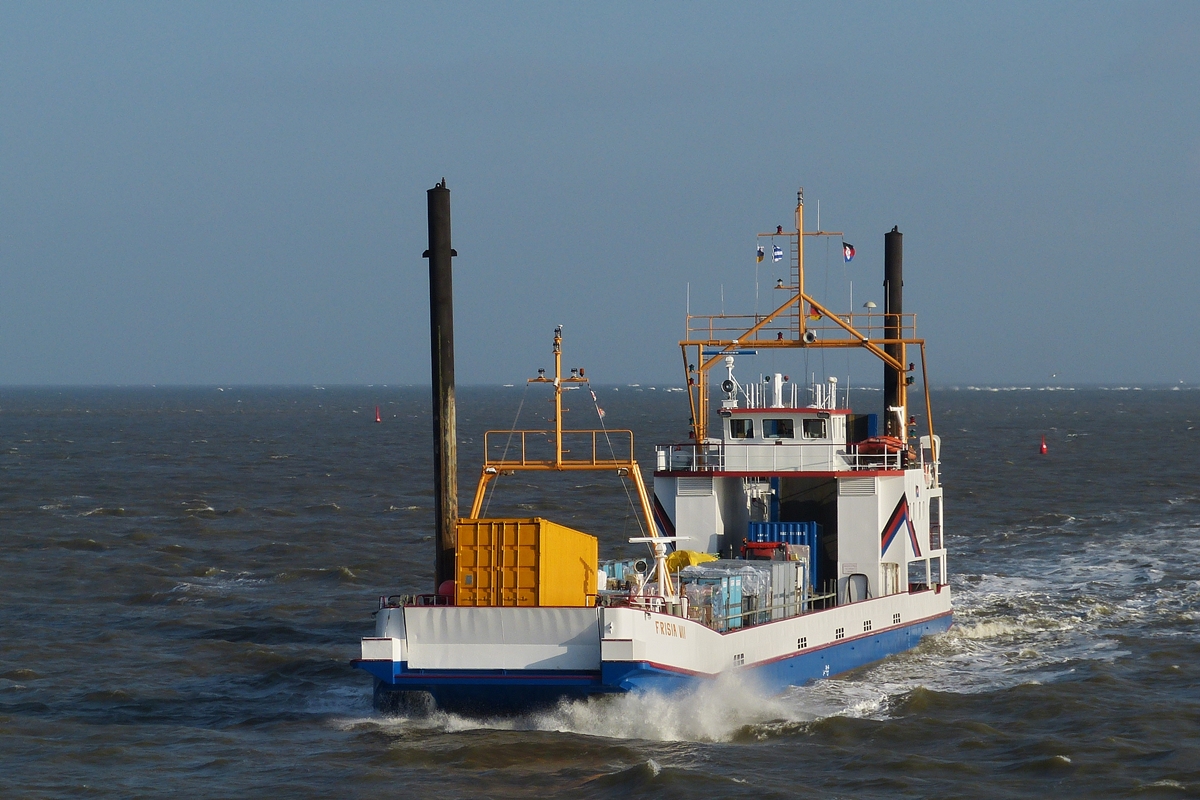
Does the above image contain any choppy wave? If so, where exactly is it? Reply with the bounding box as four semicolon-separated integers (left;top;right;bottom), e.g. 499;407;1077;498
337;504;1200;752
4;387;1200;799
81;506;133;517
334;674;806;744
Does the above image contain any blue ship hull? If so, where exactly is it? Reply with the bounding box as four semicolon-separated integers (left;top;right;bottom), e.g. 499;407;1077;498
363;612;952;714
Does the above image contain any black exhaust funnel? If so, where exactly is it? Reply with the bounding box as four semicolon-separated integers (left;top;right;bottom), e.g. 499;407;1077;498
883;226;903;438
424;179;458;590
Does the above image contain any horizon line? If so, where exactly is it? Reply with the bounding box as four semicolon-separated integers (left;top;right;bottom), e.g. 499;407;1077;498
0;383;1193;391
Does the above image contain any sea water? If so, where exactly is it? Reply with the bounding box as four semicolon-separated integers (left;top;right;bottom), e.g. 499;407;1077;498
0;387;1197;798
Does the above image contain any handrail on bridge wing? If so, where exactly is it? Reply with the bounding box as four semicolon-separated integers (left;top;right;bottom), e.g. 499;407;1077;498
482;428;636;467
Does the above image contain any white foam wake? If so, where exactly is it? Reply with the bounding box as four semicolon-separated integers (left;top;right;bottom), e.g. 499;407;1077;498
333;674;825;744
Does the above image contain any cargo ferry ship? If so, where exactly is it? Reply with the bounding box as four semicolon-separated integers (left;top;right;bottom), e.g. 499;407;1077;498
355;186;951;713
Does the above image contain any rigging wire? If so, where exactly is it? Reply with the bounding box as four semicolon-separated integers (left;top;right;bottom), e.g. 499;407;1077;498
843;232;854;410
482;381;529;517
586;379;647;539
822;235;829;380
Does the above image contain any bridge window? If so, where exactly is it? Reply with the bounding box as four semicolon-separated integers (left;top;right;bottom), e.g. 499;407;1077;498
762;419;795;439
802;418;827;439
729;418;753;439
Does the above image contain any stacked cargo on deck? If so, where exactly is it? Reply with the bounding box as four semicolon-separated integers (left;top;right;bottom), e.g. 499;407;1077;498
678;559;807;631
747;521;821;595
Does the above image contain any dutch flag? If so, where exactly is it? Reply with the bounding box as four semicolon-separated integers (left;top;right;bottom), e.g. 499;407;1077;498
772;245;783;263
843;241;855;263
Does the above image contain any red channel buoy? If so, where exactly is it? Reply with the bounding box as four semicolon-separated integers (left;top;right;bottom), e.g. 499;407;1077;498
375;405;382;423
1039;434;1047;454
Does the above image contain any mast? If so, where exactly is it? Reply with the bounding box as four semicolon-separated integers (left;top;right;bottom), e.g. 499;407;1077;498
796;189;806;341
425;179;458;590
553;326;564;467
883;226;906;441
465;330;675;598
681;188;923;451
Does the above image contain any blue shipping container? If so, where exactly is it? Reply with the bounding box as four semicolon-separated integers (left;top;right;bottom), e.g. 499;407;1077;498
694;574;744;631
865;413;879;439
725;575;742;629
746;521;821;592
705;575;743;631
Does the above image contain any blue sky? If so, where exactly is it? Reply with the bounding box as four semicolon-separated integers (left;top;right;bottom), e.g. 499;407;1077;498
1;2;1197;385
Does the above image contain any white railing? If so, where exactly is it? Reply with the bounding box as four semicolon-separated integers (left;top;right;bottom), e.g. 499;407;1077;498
744;382;802;409
840;447;904;470
656;442;903;472
657;443;725;472
739;381;841;410
724;443;842;472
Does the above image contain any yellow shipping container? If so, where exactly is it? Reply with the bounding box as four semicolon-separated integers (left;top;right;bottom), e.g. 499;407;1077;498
455;518;598;607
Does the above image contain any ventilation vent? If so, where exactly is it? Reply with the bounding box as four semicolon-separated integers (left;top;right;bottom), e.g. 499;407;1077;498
839;477;876;497
677;477;714;497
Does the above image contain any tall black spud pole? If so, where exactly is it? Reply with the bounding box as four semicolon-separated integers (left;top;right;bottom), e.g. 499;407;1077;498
883;226;903;438
425;179;457;590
